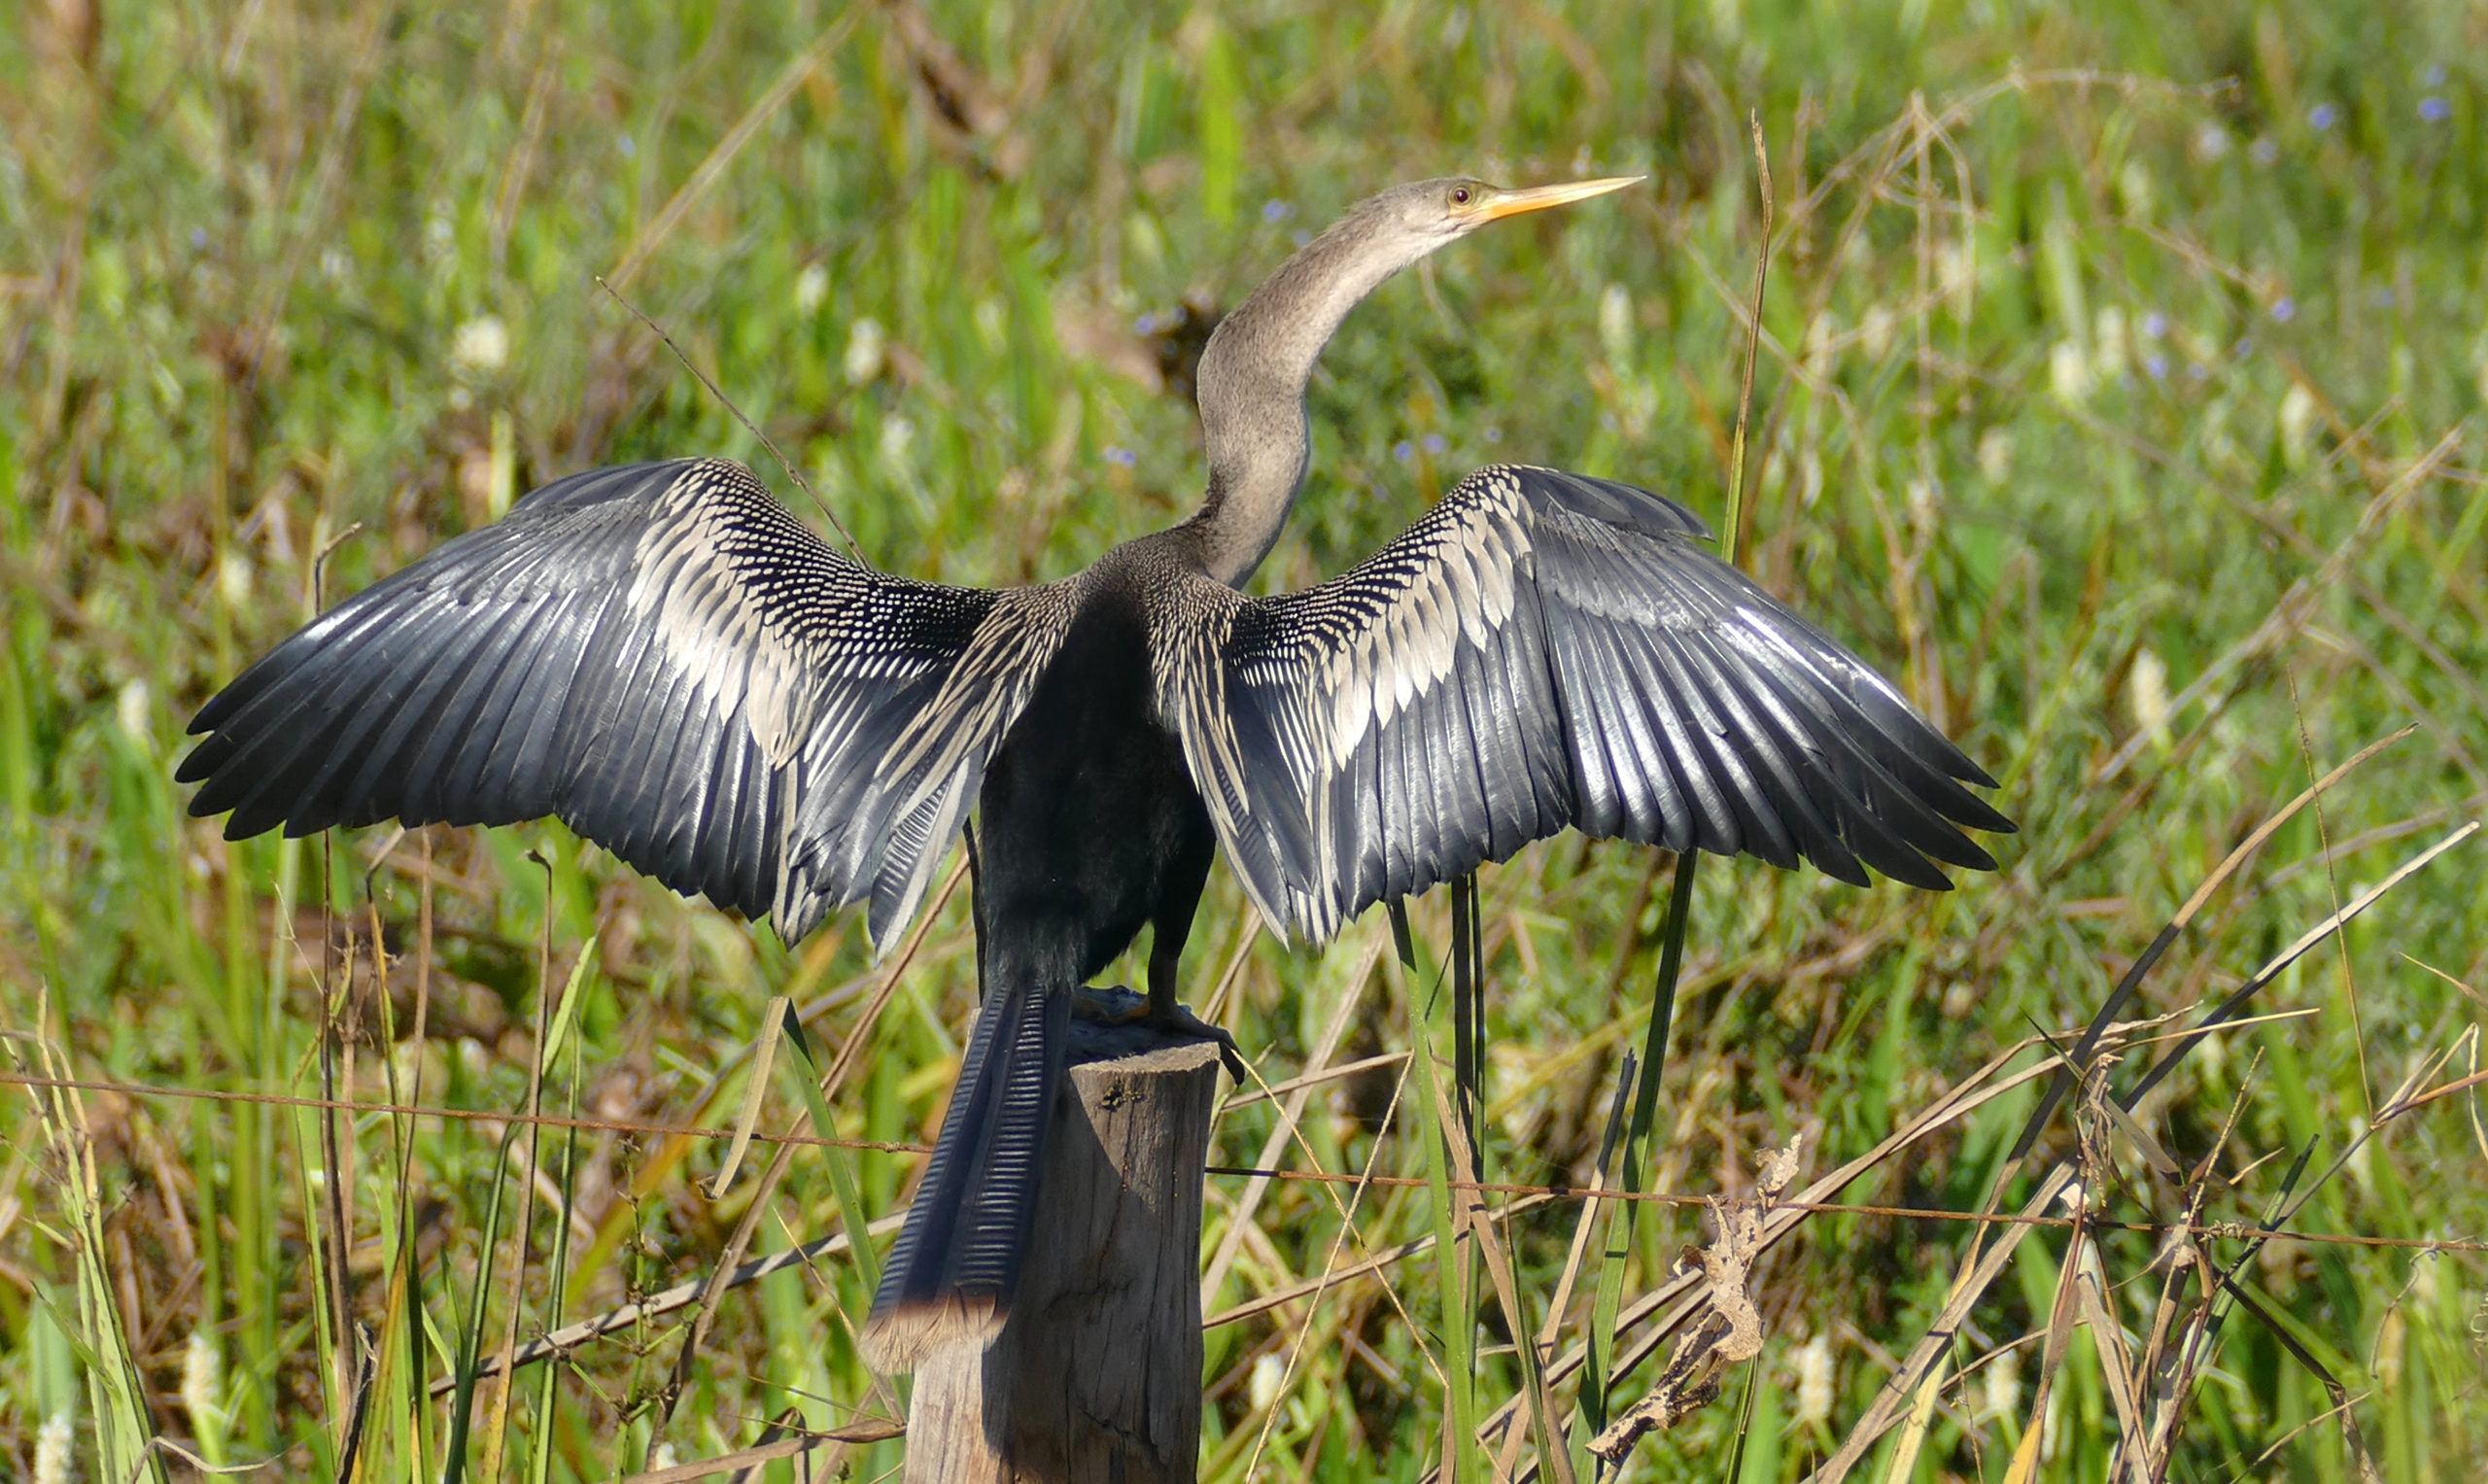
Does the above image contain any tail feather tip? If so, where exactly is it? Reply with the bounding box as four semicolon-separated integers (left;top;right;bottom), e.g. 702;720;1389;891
859;1294;1002;1374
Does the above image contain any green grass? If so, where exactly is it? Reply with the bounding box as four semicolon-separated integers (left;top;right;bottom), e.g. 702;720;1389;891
4;1;2486;1479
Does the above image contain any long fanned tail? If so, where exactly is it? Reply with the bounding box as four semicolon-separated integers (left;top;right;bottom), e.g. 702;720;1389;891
860;979;1068;1371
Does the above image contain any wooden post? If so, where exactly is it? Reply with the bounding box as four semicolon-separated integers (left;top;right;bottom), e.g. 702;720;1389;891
903;1032;1224;1483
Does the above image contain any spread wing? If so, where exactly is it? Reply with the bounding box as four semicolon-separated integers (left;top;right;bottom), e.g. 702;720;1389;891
1162;464;2013;943
181;458;1070;946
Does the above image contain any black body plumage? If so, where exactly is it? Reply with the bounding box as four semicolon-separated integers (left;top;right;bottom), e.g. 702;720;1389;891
179;177;2011;1369
867;552;1222;1345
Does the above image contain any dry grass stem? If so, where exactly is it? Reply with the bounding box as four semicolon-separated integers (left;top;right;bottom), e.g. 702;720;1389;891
1588;1136;1802;1461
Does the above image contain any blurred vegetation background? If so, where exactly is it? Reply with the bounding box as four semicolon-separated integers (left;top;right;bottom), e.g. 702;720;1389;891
3;0;2485;1479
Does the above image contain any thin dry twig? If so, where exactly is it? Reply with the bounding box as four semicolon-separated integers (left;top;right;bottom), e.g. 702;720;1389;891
594;276;862;560
1588;1136;1802;1461
1813;821;2479;1484
655;850;969;1432
1477;1038;2067;1482
1433;1068;1572;1484
2091;432;2459;784
1199;929;1385;1309
604;14;858;294
2014;726;2415;1161
616;1417;903;1484
436;1213;907;1398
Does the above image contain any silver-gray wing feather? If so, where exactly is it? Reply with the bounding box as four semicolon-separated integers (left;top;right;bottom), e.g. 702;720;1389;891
182;458;1054;946
1165;464;2012;943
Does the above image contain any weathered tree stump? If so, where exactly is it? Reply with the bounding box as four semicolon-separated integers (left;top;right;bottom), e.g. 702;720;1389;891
902;1031;1224;1483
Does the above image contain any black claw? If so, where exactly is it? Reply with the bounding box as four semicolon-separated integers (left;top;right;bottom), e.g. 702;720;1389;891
1068;986;1245;1079
1156;1004;1247;1082
1202;1029;1249;1083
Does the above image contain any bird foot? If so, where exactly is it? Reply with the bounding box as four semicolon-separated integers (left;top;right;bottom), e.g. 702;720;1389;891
1068;984;1147;1024
1071;985;1248;1081
1151;1002;1250;1082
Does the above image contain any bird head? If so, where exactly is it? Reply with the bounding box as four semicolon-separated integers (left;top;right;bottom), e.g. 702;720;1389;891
1186;171;1641;583
1335;174;1643;261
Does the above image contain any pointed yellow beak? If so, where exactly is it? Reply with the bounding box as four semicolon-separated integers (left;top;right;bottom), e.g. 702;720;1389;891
1469;175;1642;223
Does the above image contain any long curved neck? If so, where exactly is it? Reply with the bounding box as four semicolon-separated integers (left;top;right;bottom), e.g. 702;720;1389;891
1182;212;1418;585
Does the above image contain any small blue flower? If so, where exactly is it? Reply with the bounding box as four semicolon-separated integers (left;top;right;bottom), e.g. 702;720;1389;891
190;226;207;250
1261;199;1292;224
2232;336;2254;358
618;133;636;158
1422;432;1446;455
2423;64;2446;87
1104;445;1136;467
2140;312;2167;340
1483;425;1503;444
2143;354;2168;380
2271;296;2297;323
2308;103;2338;131
1134;312;1158;334
1291;230;1312;249
2188;362;2211;383
1394;440;1415;463
2419;96;2451;122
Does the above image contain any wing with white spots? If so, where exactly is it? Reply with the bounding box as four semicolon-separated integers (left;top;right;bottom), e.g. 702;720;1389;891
1166;464;2013;943
182;458;1046;946
829;574;1086;948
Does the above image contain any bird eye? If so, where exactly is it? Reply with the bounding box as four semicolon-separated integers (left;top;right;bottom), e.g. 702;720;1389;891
1450;186;1473;206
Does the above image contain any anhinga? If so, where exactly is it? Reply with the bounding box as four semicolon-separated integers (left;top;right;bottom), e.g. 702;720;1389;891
180;176;2012;1367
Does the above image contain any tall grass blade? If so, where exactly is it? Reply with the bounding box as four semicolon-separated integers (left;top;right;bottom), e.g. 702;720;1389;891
14;1001;166;1484
475;852;566;1482
778;1004;884;1299
1406;960;1479;1483
441;1112;520;1484
1579;850;1696;1450
1540;1050;1633;1484
528;990;589;1484
707;994;788;1199
286;1095;342;1465
1450;875;1482;1172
